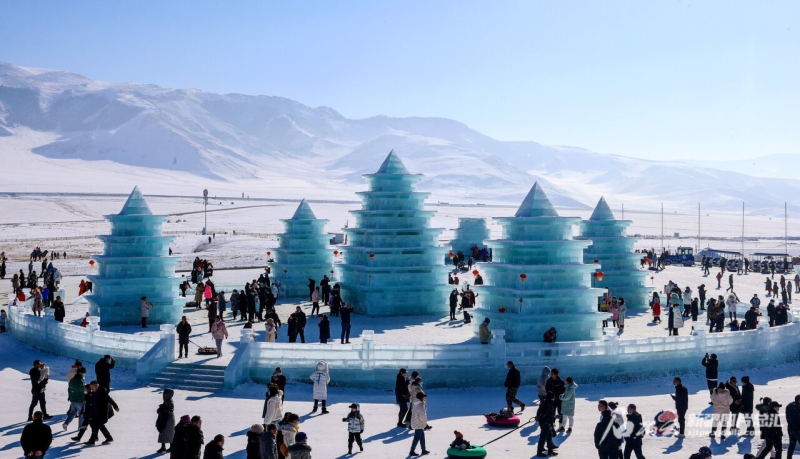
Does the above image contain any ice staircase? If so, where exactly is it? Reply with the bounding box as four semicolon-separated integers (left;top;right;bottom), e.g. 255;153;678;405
149;362;227;392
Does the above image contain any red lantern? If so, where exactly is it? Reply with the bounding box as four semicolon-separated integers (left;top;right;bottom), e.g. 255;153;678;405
498;307;506;313
472;270;479;276
267;251;271;256
330;270;334;274
369;253;375;261
596;271;604;282
593;259;599;264
519;273;527;283
334;250;339;257
519;298;523;303
449;251;455;260
89;260;95;267
283;269;287;274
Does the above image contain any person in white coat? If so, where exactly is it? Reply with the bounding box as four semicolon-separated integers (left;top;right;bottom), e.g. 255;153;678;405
617;299;628;333
263;384;283;426
710;383;734;440
311;361;330;413
409;392;430;456
140;296;153;328
265;318;278;343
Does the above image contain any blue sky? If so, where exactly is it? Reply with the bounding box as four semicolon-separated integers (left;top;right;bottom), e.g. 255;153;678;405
1;1;797;161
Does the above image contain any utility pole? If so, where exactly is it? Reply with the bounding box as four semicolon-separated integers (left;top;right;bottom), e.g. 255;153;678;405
661;203;664;252
786;202;789;255
698;203;701;252
741;202;745;257
202;189;209;235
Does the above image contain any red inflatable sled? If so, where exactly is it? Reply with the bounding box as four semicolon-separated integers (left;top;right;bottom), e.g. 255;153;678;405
484;409;520;427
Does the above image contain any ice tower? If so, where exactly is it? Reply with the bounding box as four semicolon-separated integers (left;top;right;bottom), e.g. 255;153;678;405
338;151;449;316
450;218;490;256
268;200;333;298
472;183;603;342
579;197;651;309
87;187;181;326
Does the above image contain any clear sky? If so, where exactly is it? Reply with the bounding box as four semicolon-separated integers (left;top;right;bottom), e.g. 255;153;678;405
1;1;797;161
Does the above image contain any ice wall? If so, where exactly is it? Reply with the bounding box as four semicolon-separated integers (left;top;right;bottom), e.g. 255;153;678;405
338;151;450;315
579;197;651;310
86;187;182;326
471;182;604;342
267;199;333;298
450;218;490;255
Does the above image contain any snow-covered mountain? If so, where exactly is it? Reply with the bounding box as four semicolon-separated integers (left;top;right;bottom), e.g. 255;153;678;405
1;61;798;213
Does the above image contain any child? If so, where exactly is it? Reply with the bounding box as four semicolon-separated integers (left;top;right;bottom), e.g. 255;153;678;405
652;296;662;324
450;431;471;450
342;403;365;454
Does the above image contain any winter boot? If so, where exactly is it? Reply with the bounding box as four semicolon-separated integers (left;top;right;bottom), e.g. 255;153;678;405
312;400;318;413
321;400;329;414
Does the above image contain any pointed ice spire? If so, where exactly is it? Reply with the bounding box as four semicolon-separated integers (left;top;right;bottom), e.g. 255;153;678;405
515;182;558;218
376;150;409;174
118;186;152;215
290;199;317;220
589;197;616;221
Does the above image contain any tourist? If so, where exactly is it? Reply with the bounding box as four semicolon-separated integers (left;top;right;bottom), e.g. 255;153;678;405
265;318;278;343
307;277;316;302
403;372;421;427
689;446;713;459
320;274;330;305
202;434;224;459
32;288;43;317
610;300;619;328
716;271;723;289
195;280;205;307
217;290;226;321
272;368;287;401
287;314;298;342
558;376;577;433
767;300;777;326
725;376;742;432
311;287;321;315
69;384;91;442
288;432;312;459
211;316;228;358
702;353;719;394
651;293;661;324
156;389;176;453
504;361;525;413
342;403;365;454
698;284;707;310
21;411;52;458
668;303;683;336
311;361;330;414
172;415;204;459
795;273;800;293
0;309;6;333
776;303;789;325
710;383;733;440
594;400;621;459
395;368;411;428
671;377;688;438
536;392;557;457
204;282;213;308
740;376;756;436
207;301;217;333
247;424;264;458
449;289;458;320
262;384;283;426
84;380;119;445
260;424;278;459
546;368;565;427
617;298;627;333
479;318;491;344
177;316;192;359
340;303;354;344
180;280;188;298
230;289;239;320
140;296;153;328
279;413;300;456
63;366;86;431
759;401;783;459
52;296;65;323
27;360;51;421
409;393;430;456
786;395;800;457
537;366;551;403
623;404;645;459
317;314;330;344
295;306;307;343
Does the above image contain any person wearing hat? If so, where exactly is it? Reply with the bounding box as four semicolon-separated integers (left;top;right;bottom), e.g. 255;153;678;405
786;394;800;458
287;432;312;459
759;401;783;459
479;318;491;344
342;403;365;454
395;368;411;428
246;424;263;458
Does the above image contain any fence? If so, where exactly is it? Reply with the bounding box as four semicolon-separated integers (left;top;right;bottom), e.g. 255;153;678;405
225;320;800;389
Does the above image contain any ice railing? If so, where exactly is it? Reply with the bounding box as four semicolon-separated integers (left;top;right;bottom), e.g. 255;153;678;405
230;321;800;388
6;297;159;367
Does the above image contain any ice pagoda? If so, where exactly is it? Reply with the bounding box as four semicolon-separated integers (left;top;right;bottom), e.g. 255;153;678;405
268;199;333;298
472;183;603;342
87;187;181;326
338;151;450;315
450;218;490;256
579;197;650;309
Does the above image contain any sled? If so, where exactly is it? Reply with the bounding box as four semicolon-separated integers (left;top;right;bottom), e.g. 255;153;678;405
484;413;520;427
185;301;199;308
447;445;487;458
197;347;218;355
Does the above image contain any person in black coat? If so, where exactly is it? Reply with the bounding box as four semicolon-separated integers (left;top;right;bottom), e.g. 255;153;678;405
504;361;524;413
671;377;689;437
94;355;115;393
177;316;192;358
271;368;287;402
624;404;646;459
294;307;307;343
53;297;66;322
395;368;411;427
84;381;119;444
536;393;557;457
320;275;330;305
172;415;204;459
760;401;783;459
449;290;458;321
594;404;622;459
545;368;566;427
27;361;51;421
787;395;800;458
203;434;225;459
287;315;298;343
740;376;755;436
21;411;52;457
725;377;742;432
745;306;759;330
318;315;330;344
701;353;719;394
307;278;316;302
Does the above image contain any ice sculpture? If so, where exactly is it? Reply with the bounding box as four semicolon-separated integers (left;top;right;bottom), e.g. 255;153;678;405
338;151;449;315
450;218;490;256
86;187;182;326
267;199;333;298
472;182;604;342
579;197;651;310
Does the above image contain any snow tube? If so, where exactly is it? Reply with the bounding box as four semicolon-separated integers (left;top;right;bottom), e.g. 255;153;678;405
447;446;487;458
484;414;520;427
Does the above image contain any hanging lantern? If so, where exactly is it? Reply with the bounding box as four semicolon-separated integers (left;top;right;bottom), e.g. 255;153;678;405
330;270;334;275
650;276;654;280
267;251;271;256
519;273;527;283
334;250;339;257
283;269;287;274
449;251;455;260
89;260;95;267
593;259;599;264
472;270;479;276
369;253;375;261
519;297;523;304
596;271;604;282
498;307;506;313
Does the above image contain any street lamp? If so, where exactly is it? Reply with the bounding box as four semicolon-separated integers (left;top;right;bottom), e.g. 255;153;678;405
202;189;208;235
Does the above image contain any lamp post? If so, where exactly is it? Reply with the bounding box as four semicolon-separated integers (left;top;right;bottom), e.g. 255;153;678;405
202;189;208;235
